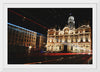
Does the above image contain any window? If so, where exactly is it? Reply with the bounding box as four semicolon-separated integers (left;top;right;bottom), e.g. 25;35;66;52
60;39;62;42
86;46;89;48
81;38;83;42
71;46;73;50
71;38;73;42
56;39;58;42
76;39;77;42
59;46;61;50
86;37;88;42
56;37;59;42
65;38;67;42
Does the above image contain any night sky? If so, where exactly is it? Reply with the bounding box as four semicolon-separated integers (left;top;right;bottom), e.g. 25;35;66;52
8;8;92;35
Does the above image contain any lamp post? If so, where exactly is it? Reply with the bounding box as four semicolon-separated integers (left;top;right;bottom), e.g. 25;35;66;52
28;46;32;54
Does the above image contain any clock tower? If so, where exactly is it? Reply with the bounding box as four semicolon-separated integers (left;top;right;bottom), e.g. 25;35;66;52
68;15;75;30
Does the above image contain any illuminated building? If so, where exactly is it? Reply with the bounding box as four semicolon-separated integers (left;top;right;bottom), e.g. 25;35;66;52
46;16;92;53
8;23;46;49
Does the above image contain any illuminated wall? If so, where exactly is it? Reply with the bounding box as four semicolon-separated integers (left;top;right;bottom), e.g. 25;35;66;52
46;16;92;53
8;23;46;50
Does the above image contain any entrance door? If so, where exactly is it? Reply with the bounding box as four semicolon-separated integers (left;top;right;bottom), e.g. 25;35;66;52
64;45;67;53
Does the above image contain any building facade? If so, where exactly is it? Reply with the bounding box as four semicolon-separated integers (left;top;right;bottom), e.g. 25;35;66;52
8;23;46;49
46;16;92;53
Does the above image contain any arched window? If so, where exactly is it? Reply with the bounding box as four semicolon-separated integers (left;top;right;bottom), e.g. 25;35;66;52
86;37;88;42
81;38;83;42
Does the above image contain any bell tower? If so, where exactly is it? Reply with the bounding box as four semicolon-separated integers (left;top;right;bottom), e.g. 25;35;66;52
68;15;75;30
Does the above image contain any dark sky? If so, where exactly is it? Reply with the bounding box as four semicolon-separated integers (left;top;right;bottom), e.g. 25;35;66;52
8;8;92;35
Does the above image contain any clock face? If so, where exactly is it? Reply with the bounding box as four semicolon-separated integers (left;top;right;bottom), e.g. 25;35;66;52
68;16;74;21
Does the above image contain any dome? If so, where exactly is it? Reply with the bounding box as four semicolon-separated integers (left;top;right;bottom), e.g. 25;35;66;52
68;16;74;21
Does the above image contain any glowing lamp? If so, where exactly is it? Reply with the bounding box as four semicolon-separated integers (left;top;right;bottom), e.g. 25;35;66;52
29;46;32;49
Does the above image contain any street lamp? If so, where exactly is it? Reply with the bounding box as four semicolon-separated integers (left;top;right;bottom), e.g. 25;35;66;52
28;46;32;54
29;46;32;49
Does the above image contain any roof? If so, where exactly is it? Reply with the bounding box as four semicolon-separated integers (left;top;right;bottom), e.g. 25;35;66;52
8;23;45;36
